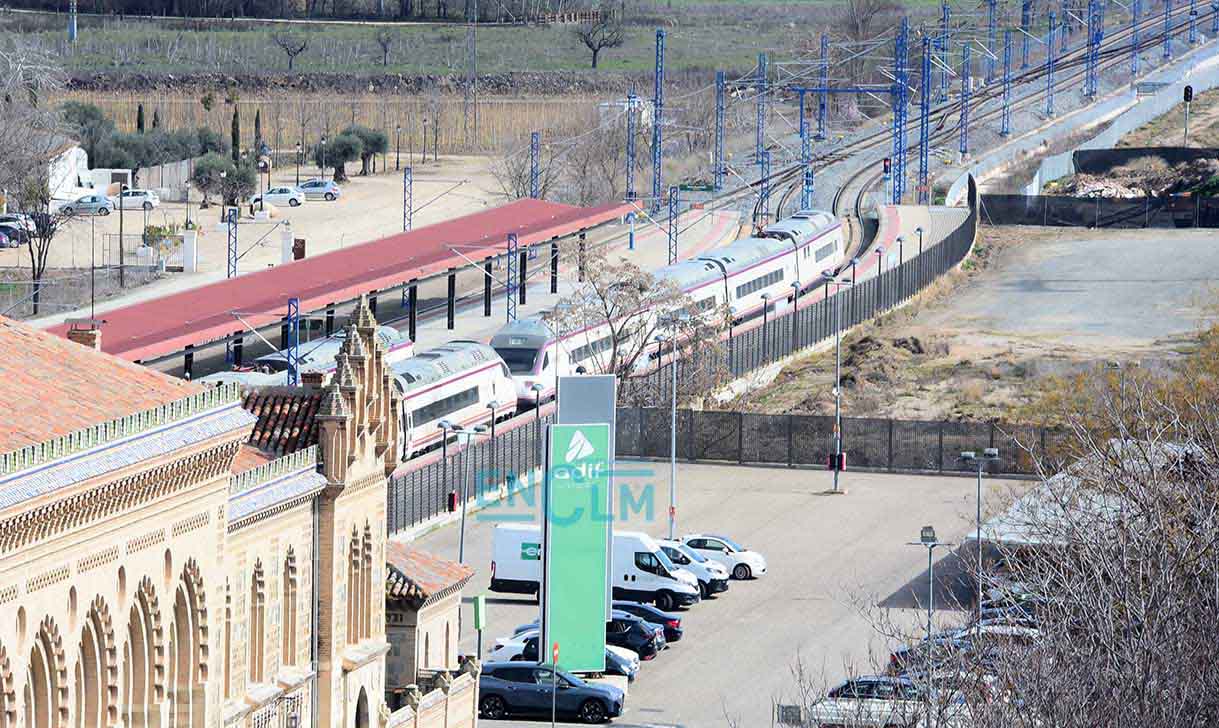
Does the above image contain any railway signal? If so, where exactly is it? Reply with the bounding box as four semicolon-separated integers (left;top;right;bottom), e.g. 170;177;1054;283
1184;85;1194;146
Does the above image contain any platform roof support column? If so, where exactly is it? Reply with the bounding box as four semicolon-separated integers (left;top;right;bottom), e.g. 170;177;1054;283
668;187;679;264
447;268;456;330
403;166;413;231
407;284;417;341
550;241;559;294
506;233;518;322
483;258;493;317
286;297;300;386
529;132;540;198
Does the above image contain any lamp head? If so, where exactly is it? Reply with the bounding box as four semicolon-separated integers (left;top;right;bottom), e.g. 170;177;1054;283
875;245;885;255
920;526;937;545
531;383;545;393
438;420;452;430
486;400;499;410
915;226;924;235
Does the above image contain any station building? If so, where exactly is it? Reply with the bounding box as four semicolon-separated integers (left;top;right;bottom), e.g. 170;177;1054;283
0;301;474;728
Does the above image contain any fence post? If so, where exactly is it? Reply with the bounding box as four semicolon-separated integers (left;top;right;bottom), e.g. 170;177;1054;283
937;421;945;471
887;418;895;472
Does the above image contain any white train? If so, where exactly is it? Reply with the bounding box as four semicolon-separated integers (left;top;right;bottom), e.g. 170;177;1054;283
199;325;414;387
490;209;845;404
390;340;518;459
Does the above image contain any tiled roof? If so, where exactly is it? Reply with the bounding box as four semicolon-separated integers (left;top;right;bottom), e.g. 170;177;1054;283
242;387;323;456
385;541;474;608
0;316;201;452
228;466;326;525
231;444;277;474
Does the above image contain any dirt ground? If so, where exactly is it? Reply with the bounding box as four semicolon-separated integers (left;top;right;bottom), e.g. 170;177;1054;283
1119;87;1219;148
732;225;1213;422
0;155;504;274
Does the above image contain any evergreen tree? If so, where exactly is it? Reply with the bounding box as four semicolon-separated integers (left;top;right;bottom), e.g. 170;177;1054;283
151;108;161;130
231;108;241;163
254;109;262;152
136;103;145;134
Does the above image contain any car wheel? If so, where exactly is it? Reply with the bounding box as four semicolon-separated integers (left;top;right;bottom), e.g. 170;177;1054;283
654;591;675;612
98;207;110;216
324;192;336;201
479;695;507;720
142;201;153;210
578;699;607;724
289;198;301;207
698;581;709;599
732;563;752;580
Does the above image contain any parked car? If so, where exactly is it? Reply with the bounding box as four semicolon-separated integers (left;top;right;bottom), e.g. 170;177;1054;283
680;533;768;580
61;194;113;216
498;633;639;683
478;662;624;723
511;610;666;660
0;213;32;229
112;188;159;210
298;179;341;201
0;222;29;245
805;675;924;727
658;539;730;598
611;600;683;642
0;230;12;249
250;186;305;208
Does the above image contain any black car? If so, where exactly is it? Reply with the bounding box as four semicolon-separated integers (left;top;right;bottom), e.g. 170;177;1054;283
606;611;664;660
612;600;683;642
515;636;639;682
479;662;625;723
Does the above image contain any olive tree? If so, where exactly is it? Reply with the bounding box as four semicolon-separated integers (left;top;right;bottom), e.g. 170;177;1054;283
342;125;388;176
312;132;362;182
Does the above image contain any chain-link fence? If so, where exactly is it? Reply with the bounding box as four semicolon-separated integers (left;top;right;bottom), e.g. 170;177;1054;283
980;193;1219;228
0;264;165;319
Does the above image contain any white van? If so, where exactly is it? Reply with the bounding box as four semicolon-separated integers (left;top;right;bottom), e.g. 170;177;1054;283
490;525;701;611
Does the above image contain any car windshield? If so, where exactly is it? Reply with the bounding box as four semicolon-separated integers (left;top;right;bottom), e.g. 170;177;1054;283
495;347;539;374
713;535;744;551
654;548;679;573
679;545;708;563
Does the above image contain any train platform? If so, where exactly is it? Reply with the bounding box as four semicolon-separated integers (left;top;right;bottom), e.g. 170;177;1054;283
46;199;632;362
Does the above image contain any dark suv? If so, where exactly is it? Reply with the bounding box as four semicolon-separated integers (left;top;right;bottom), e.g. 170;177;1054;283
612;600;683;642
606;611;665;660
479;662;624;723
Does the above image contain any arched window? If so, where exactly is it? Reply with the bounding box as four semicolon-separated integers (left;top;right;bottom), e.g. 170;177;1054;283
75;598;113;728
360;525;374;641
248;561;266;685
346;529;361;646
173;561;206;728
27;618;66;728
223;583;232;701
123;583;159;728
0;642;15;728
281;549;298;668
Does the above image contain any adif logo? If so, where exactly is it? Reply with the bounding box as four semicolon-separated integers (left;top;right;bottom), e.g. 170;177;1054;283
565;430;595;463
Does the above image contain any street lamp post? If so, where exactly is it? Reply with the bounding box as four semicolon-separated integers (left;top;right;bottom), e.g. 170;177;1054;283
320;135;327;181
896;235;905;300
961;448;1001;627
915;226;924;288
117;183;128;288
907;525;954;728
874;244;886;310
422;119;429;164
654;314;687;540
823;270;853;493
486;399;499;489
295;142;302;186
396;124;402;170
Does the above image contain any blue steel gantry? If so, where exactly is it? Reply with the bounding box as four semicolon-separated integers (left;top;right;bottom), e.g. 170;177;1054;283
959;43;971;159
1002;30;1013;136
529;131;540;198
1021;0;1032;69
798;89;814;210
756;53;768;163
1132;0;1142;75
817;34;829;140
1047;11;1058;116
506;233;519;322
285;297;300;386
986;0;998;83
668;186;679;264
918;35;932;204
626;92;638;201
939;2;951;103
891;16;909;204
403;166;413;231
714;73;726;192
652;29;666;213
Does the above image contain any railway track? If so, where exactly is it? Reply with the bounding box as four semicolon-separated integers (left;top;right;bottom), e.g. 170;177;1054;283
762;4;1207;264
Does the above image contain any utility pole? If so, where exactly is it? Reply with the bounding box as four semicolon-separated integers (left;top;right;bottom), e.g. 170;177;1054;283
939;2;951;103
817;33;829;140
918;36;932;204
986;0;998;83
714;73;726;192
758;150;771;224
1001;30;1013;136
799;89;814;209
652;29;666;213
1021;0;1032;68
755;52;768;164
959;44;971;160
1164;0;1173;59
1132;0;1141;76
1047;11;1058;117
1190;0;1199;43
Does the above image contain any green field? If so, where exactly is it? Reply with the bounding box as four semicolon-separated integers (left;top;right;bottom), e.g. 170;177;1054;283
8;6;840;78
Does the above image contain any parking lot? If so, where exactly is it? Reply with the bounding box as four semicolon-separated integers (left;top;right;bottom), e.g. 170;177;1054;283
409;460;1021;727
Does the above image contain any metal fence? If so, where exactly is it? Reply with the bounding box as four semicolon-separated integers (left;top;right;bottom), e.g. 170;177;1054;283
616;408;1066;476
980;193;1219;228
0;265;164;319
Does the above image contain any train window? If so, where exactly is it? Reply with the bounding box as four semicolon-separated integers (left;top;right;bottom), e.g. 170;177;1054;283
814;242;836;261
412;386;479;425
734;269;784;299
694;297;716;312
572;336;613;362
542;352;550;370
494;347;538;374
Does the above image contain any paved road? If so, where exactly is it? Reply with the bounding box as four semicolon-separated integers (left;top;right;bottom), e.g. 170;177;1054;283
408;462;1017;728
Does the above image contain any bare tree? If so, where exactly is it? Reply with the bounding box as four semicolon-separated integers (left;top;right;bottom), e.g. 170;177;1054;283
546;245;729;405
272;32;310;71
573;15;624;69
0;41;63;196
16;173;71;316
490;131;564;200
375;28;395;67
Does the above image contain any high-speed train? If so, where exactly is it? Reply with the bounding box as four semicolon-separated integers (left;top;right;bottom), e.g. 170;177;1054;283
490;209;845;404
198;325;414;387
390;340;518;458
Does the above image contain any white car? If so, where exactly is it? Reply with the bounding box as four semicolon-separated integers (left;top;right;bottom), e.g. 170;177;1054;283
658;539;730;598
111;188;160;210
490;629;639;672
250;186;305;208
806;676;926;727
680;533;767;580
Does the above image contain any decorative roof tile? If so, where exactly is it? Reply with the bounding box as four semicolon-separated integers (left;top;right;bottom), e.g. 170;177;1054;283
0;316;201;452
241;387;323;456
